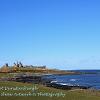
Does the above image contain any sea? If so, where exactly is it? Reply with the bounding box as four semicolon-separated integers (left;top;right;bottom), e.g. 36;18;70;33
43;70;100;90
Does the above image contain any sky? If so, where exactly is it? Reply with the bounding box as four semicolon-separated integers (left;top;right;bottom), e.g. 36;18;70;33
0;0;100;69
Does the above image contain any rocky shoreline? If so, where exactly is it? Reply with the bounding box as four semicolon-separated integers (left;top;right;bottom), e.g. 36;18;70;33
11;74;92;90
0;73;94;90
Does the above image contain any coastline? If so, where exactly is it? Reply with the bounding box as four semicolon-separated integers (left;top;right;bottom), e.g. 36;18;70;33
0;81;100;100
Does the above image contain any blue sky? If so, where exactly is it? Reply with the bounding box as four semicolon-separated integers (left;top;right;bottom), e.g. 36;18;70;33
0;0;100;69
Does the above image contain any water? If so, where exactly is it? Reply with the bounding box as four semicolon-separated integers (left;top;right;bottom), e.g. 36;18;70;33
43;70;100;90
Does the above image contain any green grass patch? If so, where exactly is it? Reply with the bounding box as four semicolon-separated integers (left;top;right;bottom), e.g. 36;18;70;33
0;81;100;100
0;73;15;78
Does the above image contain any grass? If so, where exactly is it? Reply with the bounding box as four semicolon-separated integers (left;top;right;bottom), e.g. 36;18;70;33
0;73;15;78
0;81;100;100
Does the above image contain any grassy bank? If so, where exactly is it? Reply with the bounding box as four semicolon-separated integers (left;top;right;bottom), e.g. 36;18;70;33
0;81;100;100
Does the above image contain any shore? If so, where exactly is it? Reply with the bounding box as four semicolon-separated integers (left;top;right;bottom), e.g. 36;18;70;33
0;72;99;90
0;72;100;100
